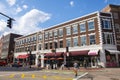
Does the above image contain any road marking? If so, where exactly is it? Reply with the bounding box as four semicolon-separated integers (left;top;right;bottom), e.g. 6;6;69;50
43;75;47;79
21;74;25;78
9;74;15;78
32;74;35;78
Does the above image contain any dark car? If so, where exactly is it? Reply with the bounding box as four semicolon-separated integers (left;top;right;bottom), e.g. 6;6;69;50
0;60;7;66
12;61;22;67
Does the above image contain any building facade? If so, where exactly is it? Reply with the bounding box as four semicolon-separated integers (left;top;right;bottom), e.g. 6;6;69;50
0;33;22;64
14;4;120;68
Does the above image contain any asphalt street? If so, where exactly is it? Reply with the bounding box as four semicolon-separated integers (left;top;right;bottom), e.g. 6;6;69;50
0;67;120;80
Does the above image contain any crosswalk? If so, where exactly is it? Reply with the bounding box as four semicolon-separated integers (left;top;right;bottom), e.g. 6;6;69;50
7;74;73;80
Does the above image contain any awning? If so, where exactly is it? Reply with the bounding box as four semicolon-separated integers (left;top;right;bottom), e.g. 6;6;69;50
17;54;29;59
65;50;89;56
88;49;99;55
106;49;120;54
45;52;64;57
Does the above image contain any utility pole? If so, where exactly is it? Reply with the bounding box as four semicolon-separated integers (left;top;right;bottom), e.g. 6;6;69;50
0;12;15;28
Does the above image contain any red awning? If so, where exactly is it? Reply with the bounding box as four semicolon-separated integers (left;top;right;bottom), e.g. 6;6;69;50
17;54;29;59
65;50;89;56
45;52;64;57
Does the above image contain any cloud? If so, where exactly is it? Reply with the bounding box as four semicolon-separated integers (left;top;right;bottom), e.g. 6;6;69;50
13;9;51;35
0;20;7;32
6;0;16;6
16;7;22;13
70;1;74;7
23;5;28;9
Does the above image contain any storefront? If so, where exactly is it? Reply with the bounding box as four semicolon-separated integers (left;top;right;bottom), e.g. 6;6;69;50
105;49;120;67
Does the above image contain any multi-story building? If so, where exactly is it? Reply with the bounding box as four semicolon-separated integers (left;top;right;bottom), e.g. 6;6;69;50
0;36;3;59
14;4;120;68
0;33;22;64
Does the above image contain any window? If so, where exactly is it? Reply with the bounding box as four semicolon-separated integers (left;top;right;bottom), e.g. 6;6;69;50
54;30;58;37
66;39;71;47
113;12;118;19
80;23;86;32
103;19;111;29
39;44;41;50
104;33;113;44
45;32;48;40
59;29;63;37
45;43;48;49
39;35;43;40
66;27;71;35
88;20;95;30
115;24;120;33
72;25;78;34
33;36;36;41
59;41;63;48
50;43;52;49
73;37;78;47
89;34;96;45
80;36;86;46
33;45;36;51
49;31;53;39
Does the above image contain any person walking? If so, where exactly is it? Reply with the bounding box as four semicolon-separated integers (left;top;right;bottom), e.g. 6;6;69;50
73;62;79;77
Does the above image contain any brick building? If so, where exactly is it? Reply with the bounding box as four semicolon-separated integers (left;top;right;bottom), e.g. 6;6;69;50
14;4;120;68
0;33;22;64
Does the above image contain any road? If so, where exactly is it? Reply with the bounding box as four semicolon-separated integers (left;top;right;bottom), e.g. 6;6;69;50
0;67;120;80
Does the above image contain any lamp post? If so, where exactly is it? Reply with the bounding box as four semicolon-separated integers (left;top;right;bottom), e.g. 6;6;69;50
27;48;32;68
54;40;57;69
66;46;70;70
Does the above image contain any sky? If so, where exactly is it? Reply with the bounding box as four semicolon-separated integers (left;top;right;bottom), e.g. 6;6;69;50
0;0;120;37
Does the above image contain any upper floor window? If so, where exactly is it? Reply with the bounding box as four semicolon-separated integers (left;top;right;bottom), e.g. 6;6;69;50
103;33;113;44
80;23;86;32
113;12;119;19
73;37;78;47
89;34;96;45
66;27;71;35
49;31;53;39
33;36;37;41
88;20;95;30
66;38;71;47
103;19;111;29
59;29;63;37
115;24;120;33
54;30;58;37
39;44;41;50
45;32;48;40
45;43;48;49
59;40;63;48
72;24;78;34
80;36;86;46
39;35;43;41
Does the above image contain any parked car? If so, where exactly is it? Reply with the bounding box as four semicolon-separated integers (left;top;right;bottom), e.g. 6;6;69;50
0;60;7;66
12;61;22;67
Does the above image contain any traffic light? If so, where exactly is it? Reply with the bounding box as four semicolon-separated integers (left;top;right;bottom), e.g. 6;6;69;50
7;18;12;28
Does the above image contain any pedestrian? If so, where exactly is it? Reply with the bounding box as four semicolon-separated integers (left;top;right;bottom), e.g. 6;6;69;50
73;62;79;77
60;62;66;70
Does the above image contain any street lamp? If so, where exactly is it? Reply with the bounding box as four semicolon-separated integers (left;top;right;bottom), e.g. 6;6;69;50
66;46;70;70
27;48;32;68
54;39;57;69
